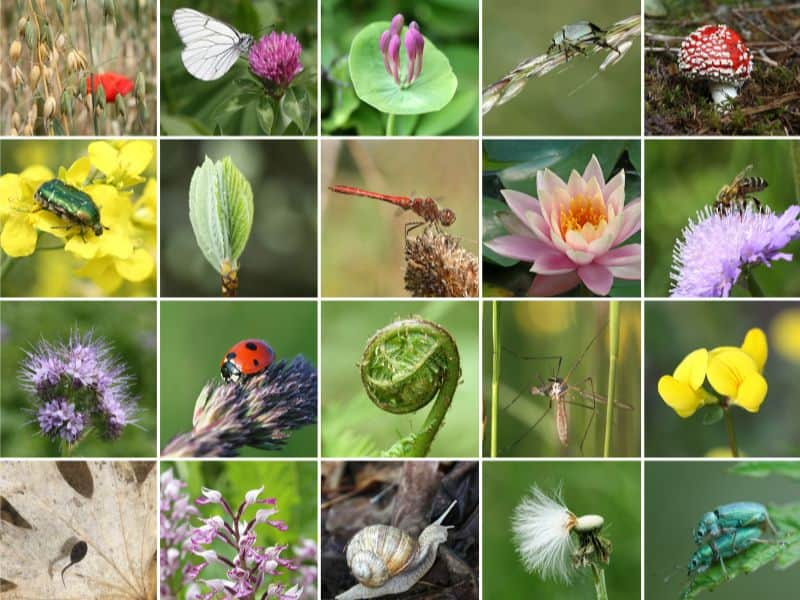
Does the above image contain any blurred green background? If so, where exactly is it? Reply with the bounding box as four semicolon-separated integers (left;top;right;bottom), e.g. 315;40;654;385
321;0;479;135
483;0;641;135
160;139;317;297
162;460;316;600
160;301;317;457
484;461;640;598
645;461;800;600
321;139;479;297
0;139;157;297
0;301;156;457
646;140;800;297
645;302;800;457
483;140;641;297
321;301;478;457
160;0;317;135
483;301;640;457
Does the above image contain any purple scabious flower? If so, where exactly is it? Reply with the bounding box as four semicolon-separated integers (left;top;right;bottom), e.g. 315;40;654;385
18;328;140;447
184;486;307;600
248;32;303;89
670;205;800;297
161;469;200;600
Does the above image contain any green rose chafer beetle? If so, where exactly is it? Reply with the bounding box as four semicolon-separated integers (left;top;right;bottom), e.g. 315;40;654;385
34;179;107;239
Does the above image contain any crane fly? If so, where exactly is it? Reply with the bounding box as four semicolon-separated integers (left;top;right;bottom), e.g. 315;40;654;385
328;185;456;234
502;322;633;455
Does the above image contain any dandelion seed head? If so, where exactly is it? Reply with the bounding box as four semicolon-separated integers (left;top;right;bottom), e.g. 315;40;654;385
511;485;576;583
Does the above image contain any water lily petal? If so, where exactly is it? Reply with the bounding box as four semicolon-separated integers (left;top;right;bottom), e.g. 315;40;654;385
595;244;641;279
732;371;767;412
567;169;586;199
530;251;575;274
740;327;767;372
577;263;613;295
707;348;758;397
485;235;553;262
501;189;540;224
582;154;605;190
658;375;704;418
603;167;625;200
1;216;38;256
564;247;595;265
527;271;581;296
612;198;642;245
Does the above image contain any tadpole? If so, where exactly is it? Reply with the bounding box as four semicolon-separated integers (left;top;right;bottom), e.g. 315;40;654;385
60;541;87;586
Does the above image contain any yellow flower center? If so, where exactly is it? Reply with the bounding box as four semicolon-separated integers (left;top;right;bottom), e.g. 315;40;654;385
559;194;607;240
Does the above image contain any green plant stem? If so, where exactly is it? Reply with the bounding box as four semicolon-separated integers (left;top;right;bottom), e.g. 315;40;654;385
603;301;620;457
746;271;765;297
790;139;800;202
0;255;17;280
386;112;396;136
590;564;609;600
490;301;499;458
84;0;99;136
724;409;739;457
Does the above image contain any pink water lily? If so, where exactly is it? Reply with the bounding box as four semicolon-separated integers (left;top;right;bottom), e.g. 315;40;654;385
486;155;642;296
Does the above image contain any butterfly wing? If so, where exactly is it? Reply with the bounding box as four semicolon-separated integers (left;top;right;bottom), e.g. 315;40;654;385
172;8;251;81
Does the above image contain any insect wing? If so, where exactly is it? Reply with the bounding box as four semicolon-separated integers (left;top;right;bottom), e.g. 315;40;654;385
566;385;634;410
172;8;251;81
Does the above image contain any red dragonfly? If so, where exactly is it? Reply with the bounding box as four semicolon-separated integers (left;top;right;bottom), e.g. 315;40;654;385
328;185;456;231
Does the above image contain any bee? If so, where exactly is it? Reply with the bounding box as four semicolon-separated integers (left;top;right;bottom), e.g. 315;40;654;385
713;165;768;215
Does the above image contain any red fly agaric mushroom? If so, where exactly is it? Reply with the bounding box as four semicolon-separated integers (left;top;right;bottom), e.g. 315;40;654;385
678;24;752;109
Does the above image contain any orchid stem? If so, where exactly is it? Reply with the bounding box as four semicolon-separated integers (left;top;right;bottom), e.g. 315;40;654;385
724;409;739;457
490;301;500;458
603;301;619;458
590;564;609;600
746;272;765;297
386;113;396;136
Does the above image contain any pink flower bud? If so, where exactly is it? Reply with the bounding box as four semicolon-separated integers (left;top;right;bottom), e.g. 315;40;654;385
388;33;401;85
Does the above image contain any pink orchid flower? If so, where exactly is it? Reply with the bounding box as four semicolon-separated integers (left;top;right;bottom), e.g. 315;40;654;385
486;155;641;296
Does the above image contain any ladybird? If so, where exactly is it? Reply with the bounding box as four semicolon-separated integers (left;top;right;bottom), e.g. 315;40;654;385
220;339;275;383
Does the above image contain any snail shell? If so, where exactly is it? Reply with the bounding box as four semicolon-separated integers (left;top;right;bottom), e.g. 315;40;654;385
346;525;418;587
336;499;458;600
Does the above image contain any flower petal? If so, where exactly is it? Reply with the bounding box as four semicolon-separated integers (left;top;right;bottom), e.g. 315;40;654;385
612;199;642;246
658;375;704;418
673;348;708;390
485;235;553;262
732;371;767;413
527;271;581;296
0;216;38;256
740;327;767;373
576;263;613;296
582;155;605;190
115;248;154;282
706;348;758;397
596;244;641;279
530;251;576;274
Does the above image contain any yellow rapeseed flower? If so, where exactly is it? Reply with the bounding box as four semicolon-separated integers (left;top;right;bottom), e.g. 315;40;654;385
89;140;154;188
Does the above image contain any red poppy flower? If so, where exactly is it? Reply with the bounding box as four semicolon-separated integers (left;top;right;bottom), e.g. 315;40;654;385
85;72;134;102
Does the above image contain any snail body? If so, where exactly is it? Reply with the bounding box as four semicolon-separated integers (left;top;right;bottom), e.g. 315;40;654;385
336;500;458;600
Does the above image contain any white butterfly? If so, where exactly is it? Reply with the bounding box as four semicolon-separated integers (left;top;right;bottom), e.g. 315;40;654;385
172;8;254;81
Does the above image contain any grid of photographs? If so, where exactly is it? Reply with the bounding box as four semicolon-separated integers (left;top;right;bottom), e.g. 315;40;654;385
1;1;799;600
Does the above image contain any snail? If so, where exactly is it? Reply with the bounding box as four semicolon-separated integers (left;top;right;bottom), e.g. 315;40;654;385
335;499;458;600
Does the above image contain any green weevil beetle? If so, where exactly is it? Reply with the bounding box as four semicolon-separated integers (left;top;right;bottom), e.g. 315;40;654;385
693;502;777;545
34;179;107;239
688;525;764;578
547;21;618;61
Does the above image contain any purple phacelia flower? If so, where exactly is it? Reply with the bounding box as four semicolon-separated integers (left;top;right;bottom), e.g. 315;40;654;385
248;31;303;89
670;205;800;297
18;329;140;448
380;14;425;87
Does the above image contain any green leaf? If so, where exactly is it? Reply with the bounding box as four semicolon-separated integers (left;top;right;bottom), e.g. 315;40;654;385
188;156;254;274
256;97;274;134
702;406;724;425
681;532;800;599
730;462;800;480
415;87;476;135
280;87;303;132
160;113;210;136
349;22;457;115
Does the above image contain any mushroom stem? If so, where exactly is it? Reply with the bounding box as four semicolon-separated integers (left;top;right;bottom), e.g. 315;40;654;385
710;83;739;107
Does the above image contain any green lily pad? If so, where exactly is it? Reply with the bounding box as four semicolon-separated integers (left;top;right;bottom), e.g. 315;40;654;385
349;21;457;115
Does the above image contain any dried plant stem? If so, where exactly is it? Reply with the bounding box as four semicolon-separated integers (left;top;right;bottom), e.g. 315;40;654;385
603;301;619;458
490;301;500;458
483;14;641;115
590;564;609;600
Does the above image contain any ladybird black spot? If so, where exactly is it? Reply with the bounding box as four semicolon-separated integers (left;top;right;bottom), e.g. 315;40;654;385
227;352;237;359
253;359;260;366
245;342;258;350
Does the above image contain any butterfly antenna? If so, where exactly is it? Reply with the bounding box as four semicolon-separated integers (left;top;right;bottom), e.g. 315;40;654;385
562;320;608;384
